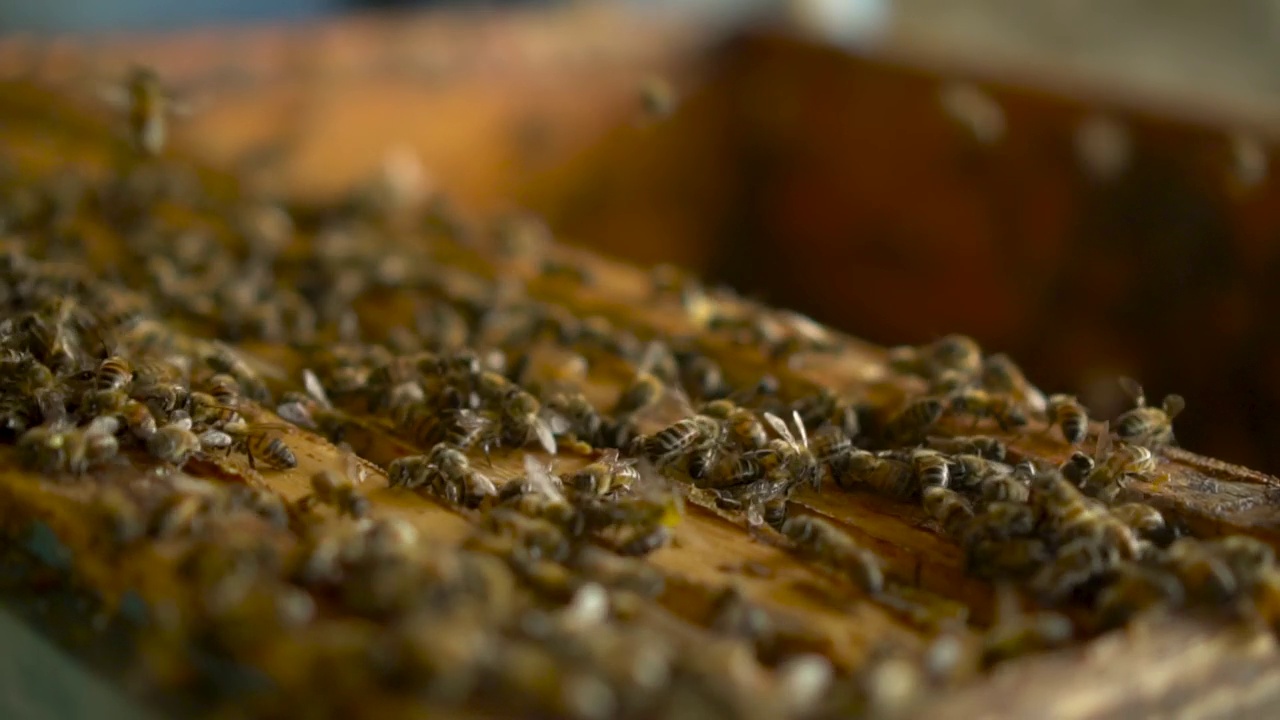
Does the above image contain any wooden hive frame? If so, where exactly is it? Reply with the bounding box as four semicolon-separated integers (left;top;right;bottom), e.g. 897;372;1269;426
0;65;1279;720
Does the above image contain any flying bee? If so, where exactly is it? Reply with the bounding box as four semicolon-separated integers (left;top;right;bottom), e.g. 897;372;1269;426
567;449;640;496
147;419;201;466
634;415;722;470
95;355;133;391
781;515;884;593
1094;563;1186;629
678;352;727;401
1110;503;1167;541
948;388;1027;431
911;448;951;489
301;454;370;519
97;65;190;156
981;585;1074;667
922;486;973;539
1046;394;1089;445
883;397;944;445
221;419;297;470
1115;377;1185;447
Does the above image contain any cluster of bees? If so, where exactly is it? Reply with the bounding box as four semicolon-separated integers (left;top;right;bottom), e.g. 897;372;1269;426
0;65;1275;717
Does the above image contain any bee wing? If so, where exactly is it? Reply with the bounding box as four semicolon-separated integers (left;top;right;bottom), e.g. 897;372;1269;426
665;383;697;418
762;411;796;445
540;407;571;435
636;340;664;375
95;81;129;108
532;418;558;456
1163;394;1186;420
791;409;809;449
275;401;317;429
522;454;565;502
1117;376;1145;406
1094;421;1112;463
302;369;333;408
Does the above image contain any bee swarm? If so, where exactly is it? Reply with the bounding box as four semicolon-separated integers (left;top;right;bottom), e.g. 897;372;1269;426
0;77;1278;720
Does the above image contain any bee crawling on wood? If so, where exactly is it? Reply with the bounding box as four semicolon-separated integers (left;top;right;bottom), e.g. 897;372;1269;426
298;453;370;519
981;585;1074;667
780;515;883;593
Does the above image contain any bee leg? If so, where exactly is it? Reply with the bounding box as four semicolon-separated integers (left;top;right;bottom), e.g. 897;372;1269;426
246;448;257;470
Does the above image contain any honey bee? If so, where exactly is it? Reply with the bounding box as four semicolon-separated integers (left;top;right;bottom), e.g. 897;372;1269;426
499;388;557;455
567;449;640;495
963;501;1036;544
1208;535;1276;588
839;450;917;500
221;419;297;470
496;456;581;534
1046;394;1089;445
205;343;270;403
480;508;573;564
188;390;243;429
760;410;819;489
792;389;861;441
569;545;666;597
967;537;1049;580
98;66;188;156
809;425;853;486
119;394;158;440
981;586;1074;667
678;352;727;401
1115;377;1185;447
948;388;1028;431
703;402;768;452
147;418;202;466
1082;432;1156;501
1162;538;1238;604
95;355;133;390
19;416;120;475
1094;563;1186;628
980;351;1043;400
1109;503;1167;541
301;455;370;519
925;435;1007;461
93;486;145;545
543;391;602;445
150;490;214;538
1031;537;1121;602
613;369;663;417
884;397;944;445
911;449;951;489
635;415;722;470
940;453;1004;493
979;471;1030;506
888;334;982;381
922;486;973;539
780;515;884;593
1059;451;1095;485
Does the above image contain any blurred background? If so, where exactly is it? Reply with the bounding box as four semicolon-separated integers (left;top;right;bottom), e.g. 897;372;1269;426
2;0;1280;471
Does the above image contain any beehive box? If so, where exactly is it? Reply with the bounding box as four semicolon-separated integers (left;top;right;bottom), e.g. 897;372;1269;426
3;11;1280;720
